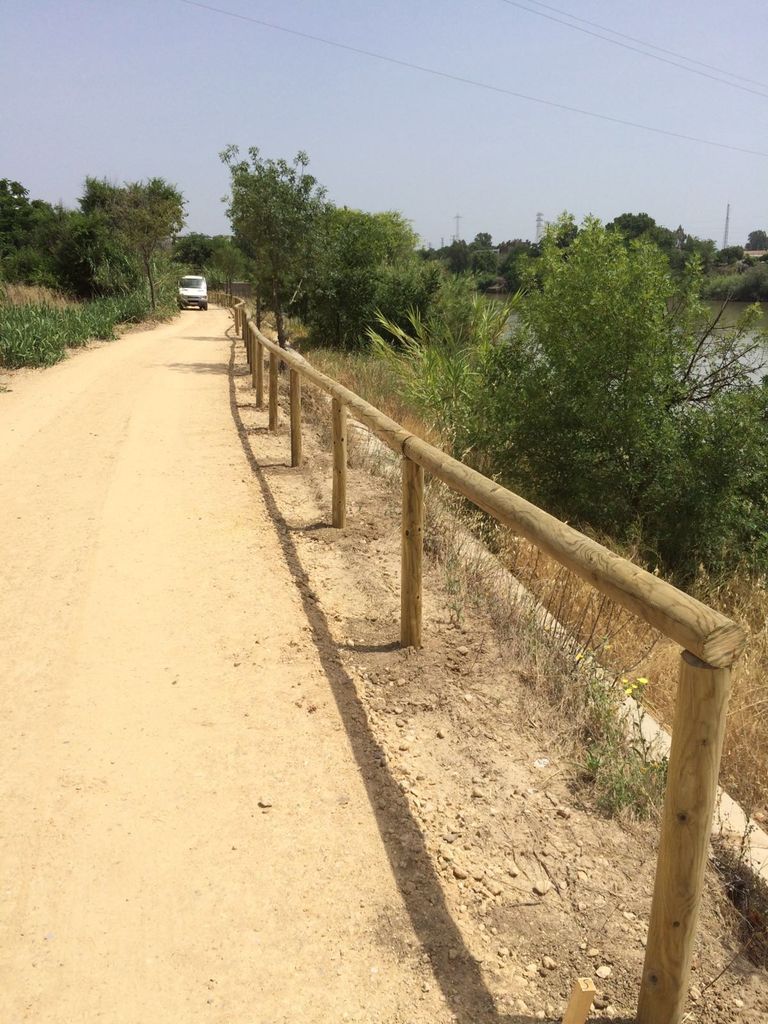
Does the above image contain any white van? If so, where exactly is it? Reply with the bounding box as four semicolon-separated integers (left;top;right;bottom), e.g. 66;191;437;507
178;275;208;310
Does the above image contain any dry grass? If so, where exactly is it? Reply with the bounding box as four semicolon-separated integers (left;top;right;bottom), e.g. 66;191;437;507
294;335;443;446
508;534;768;816
0;283;76;309
647;573;768;816
477;500;768;818
297;341;768;819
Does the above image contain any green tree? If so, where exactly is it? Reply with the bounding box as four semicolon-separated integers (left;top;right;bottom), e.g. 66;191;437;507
302;206;435;348
715;245;745;266
606;211;658;242
0;180;36;255
368;276;519;454
173;232;217;270
0;180;63;285
468;233;498;287
496;239;539;292
221;146;326;347
443;239;470;274
608;211;716;273
388;215;768;577
746;229;768;251
207;237;248;297
702;262;768;302
80;177;185;307
53;209;141;297
111;179;185;309
80;177;122;215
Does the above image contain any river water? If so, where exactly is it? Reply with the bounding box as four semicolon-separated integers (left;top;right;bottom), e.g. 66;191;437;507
704;301;768;382
497;298;767;381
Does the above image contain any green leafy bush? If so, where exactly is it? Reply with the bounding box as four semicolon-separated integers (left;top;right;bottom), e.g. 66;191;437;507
375;217;768;579
702;263;768;301
485;218;768;576
301;207;440;348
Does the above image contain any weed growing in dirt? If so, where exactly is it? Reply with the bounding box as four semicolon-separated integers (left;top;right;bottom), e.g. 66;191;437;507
576;667;668;818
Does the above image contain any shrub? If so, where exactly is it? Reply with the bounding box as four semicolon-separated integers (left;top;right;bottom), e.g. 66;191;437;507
373;216;768;579
485;220;768;577
702;263;768;301
302;207;440;348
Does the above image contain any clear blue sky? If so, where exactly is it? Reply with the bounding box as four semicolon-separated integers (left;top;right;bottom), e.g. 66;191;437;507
2;0;765;248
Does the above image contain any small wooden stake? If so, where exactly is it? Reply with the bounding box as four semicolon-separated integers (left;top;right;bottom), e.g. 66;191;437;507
400;456;424;648
637;652;732;1024
268;351;279;431
255;338;264;408
290;369;302;467
331;398;347;528
563;978;596;1024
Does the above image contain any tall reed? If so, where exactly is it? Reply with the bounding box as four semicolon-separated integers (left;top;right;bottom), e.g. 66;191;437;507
0;291;153;368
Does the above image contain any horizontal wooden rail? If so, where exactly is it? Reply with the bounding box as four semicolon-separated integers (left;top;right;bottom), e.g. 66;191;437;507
224;296;747;1024
243;310;745;670
402;437;744;669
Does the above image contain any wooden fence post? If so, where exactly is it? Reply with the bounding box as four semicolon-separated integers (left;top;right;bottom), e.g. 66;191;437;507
290;369;302;467
401;456;424;648
331;398;347;529
637;652;732;1024
255;337;264;408
245;320;252;371
268;351;279;431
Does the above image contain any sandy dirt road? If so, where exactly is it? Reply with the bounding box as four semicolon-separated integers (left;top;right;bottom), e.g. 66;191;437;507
0;311;451;1023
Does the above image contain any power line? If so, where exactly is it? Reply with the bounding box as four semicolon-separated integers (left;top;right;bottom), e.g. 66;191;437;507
497;0;768;100
521;0;768;92
177;0;768;159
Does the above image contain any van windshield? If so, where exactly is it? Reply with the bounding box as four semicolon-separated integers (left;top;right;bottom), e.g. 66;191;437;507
180;277;204;288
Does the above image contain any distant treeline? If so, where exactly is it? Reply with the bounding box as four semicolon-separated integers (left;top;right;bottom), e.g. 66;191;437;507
0;176;250;307
421;214;768;301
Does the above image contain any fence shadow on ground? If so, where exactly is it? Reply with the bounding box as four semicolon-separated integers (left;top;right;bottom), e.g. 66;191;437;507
224;339;626;1024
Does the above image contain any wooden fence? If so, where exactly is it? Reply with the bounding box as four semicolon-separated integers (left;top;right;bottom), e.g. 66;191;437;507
224;295;746;1024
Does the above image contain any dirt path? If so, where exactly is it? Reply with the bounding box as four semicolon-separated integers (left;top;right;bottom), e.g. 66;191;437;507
0;311;453;1023
3;310;767;1024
